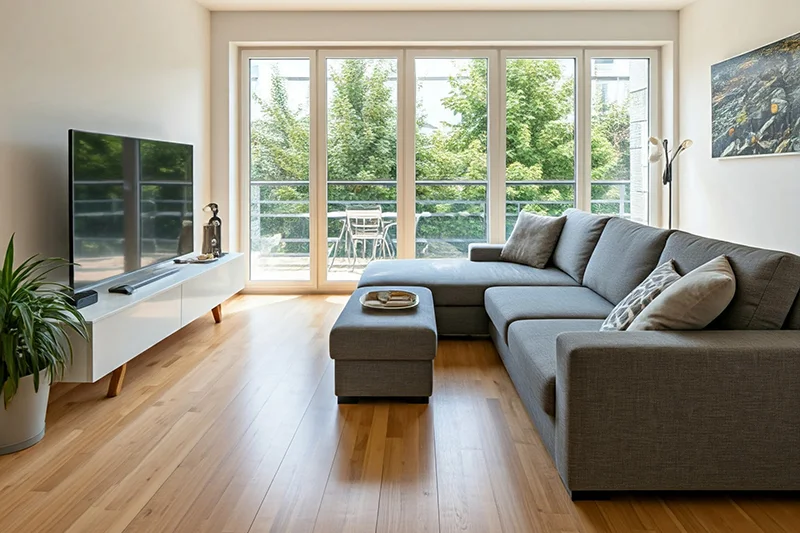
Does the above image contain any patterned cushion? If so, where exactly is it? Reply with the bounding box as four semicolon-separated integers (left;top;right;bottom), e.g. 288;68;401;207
600;260;681;331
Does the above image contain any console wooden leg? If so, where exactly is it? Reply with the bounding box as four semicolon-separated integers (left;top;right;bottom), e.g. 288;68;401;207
212;304;222;324
107;364;127;398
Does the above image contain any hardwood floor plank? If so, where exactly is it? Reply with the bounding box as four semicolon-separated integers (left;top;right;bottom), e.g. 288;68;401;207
376;403;439;533
0;295;798;533
433;342;503;533
312;404;389;533
246;365;348;533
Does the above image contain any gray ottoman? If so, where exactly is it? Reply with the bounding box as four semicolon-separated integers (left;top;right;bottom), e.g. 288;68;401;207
329;286;438;403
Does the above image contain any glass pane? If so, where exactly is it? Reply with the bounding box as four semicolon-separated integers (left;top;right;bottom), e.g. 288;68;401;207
326;58;398;281
505;58;576;238
415;58;488;257
590;57;650;224
506;184;574;236
249;58;311;281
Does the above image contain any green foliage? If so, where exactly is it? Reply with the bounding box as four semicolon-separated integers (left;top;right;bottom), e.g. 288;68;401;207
249;57;633;253
0;236;88;409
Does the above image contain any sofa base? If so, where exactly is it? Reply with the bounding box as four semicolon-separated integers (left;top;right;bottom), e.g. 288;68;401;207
435;306;490;336
334;360;433;398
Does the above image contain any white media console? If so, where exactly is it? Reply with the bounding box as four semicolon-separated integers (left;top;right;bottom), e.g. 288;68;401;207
64;253;245;396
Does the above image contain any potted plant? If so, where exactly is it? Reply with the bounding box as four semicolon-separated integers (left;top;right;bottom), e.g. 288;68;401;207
0;235;87;454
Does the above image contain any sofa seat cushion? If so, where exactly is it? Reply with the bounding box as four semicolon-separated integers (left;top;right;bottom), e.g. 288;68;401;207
659;231;800;330
358;259;578;307
486;286;613;344
583;218;672;304
507;319;604;417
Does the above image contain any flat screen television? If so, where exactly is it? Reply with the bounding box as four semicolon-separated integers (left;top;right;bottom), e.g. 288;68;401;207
69;130;194;290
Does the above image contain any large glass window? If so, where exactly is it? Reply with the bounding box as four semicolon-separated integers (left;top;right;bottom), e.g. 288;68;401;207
324;57;398;281
504;58;576;238
590;57;651;224
415;58;488;258
243;49;659;288
248;58;311;281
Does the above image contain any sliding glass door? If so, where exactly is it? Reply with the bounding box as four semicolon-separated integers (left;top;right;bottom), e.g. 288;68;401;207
502;55;578;237
322;54;400;281
243;48;660;290
412;55;490;258
246;54;313;283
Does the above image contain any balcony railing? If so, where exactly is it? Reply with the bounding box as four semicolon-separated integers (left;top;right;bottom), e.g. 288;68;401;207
250;178;633;262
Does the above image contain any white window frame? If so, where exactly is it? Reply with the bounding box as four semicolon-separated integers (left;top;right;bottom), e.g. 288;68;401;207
316;49;405;290
240;49;317;293
240;46;663;292
499;49;584;242
405;49;499;251
583;49;661;225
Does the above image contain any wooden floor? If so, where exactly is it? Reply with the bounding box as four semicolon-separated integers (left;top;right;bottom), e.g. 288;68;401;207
1;295;798;533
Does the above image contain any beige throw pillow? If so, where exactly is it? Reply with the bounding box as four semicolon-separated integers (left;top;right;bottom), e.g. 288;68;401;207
600;260;681;331
628;255;736;331
501;212;566;269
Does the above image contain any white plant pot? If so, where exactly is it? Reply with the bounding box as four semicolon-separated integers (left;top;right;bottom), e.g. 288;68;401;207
0;371;50;455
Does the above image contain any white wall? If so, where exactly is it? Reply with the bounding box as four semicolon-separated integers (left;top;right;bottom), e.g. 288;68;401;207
0;0;211;264
678;0;800;253
210;10;679;250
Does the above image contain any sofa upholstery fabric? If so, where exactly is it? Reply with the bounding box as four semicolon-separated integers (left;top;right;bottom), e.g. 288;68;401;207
583;218;672;304
507;319;604;417
659;231;800;330
486;287;613;344
329;287;437;361
468;243;505;262
555;329;800;491
358;259;578;307
551;209;611;283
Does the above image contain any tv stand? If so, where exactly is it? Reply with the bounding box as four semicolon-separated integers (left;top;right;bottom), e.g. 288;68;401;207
64;253;245;397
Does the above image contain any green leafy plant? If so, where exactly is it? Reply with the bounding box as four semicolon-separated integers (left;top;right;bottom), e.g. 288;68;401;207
0;235;88;408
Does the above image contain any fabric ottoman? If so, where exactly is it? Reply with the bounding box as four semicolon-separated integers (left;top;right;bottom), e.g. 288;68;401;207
329;286;438;403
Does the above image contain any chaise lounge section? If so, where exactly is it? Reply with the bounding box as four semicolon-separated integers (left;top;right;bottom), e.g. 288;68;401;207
358;208;800;497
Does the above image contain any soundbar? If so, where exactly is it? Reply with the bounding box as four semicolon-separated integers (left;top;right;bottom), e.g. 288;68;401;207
108;267;180;295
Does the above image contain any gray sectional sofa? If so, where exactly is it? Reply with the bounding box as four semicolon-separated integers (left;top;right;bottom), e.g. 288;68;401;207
358;208;800;498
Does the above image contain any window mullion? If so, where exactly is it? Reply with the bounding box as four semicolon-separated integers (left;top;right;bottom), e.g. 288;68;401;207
489;50;506;244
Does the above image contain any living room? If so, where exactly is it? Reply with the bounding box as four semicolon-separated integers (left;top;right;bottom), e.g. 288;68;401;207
0;0;798;531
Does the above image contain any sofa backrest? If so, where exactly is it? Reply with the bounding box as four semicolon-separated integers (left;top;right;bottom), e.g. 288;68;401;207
551;209;610;284
582;217;672;304
659;231;800;330
783;291;800;330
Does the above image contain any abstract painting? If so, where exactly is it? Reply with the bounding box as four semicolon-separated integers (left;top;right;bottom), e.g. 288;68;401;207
712;32;800;158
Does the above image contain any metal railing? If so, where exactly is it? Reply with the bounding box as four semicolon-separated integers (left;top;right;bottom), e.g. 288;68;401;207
250;178;633;255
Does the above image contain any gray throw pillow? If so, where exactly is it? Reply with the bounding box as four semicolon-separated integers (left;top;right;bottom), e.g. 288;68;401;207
600;260;681;331
629;255;736;331
500;212;566;269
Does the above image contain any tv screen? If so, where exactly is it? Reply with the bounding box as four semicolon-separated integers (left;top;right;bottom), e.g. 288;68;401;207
69;130;194;290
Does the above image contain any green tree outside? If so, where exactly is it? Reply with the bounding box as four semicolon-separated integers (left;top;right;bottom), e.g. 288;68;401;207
249;58;632;257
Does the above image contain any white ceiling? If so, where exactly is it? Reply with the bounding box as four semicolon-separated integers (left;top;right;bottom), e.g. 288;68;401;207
197;0;693;11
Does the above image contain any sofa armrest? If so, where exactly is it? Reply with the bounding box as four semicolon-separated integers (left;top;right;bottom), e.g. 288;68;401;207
554;330;800;492
468;243;505;262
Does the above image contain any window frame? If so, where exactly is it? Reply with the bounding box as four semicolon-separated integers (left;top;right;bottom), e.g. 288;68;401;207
583;49;660;225
240;46;662;292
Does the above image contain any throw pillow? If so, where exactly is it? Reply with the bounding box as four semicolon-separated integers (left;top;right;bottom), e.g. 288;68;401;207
500;212;567;269
600;260;681;331
628;255;736;331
